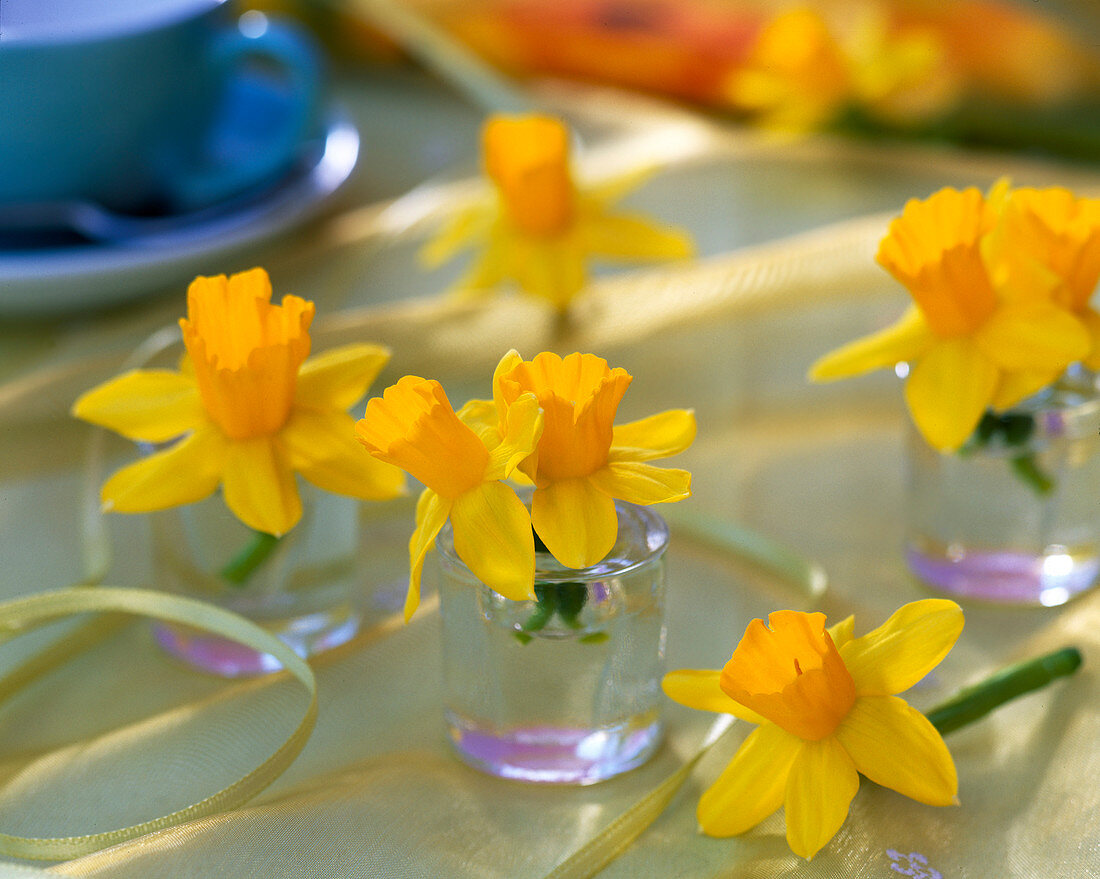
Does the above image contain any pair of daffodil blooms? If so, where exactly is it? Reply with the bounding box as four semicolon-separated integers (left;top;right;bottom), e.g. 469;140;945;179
73;268;696;623
354;349;696;620
813;182;1100;452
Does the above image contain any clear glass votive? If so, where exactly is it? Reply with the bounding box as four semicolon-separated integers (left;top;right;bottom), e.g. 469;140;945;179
436;500;669;785
150;485;364;676
905;371;1100;606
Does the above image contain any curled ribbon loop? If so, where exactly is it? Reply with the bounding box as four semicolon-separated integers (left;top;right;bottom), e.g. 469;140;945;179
0;586;317;861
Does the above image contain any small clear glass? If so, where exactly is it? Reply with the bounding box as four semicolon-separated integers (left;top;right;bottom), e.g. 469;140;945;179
905;370;1100;606
150;484;365;676
436;500;669;785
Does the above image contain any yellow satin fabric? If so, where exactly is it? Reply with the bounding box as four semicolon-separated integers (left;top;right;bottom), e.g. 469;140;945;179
1;93;1098;879
0;588;317;861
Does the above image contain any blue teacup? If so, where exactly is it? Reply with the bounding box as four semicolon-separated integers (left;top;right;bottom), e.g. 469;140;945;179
0;0;323;214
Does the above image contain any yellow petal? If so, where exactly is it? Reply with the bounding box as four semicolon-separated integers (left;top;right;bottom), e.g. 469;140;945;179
295;344;391;412
991;369;1060;411
531;477;618;570
280;408;405;501
697;723;801;837
579;212;694;262
609;409;697;463
975;301;1089;372
589;461;692;505
491;348;524;425
407;488;450;621
450;481;536;601
840;599;962;696
809;306;933;381
101;428;226;513
221;437;302;536
904;338;997;452
485;392;543;481
584;166;655;207
447;237;509;300
72;369;205;442
834;695;957;806
1080;309;1100;370
513;237;587;309
419;205;490;268
661;669;767;724
456;397;498;439
784;736;859;860
827;615;855;649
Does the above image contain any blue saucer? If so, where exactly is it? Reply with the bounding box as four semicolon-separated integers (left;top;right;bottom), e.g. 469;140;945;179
0;74;360;316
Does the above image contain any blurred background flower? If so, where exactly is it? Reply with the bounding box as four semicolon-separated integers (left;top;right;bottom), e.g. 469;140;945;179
265;0;1100;162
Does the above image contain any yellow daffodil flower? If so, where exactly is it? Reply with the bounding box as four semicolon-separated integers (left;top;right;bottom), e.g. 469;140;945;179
420;114;694;311
989;187;1100;367
355;376;543;620
810;186;1090;451
663;599;963;860
72;268;405;536
466;350;694;570
726;7;851;132
726;6;954;132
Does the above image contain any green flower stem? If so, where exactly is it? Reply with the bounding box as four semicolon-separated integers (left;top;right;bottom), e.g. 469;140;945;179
516;531;592;643
965;410;1053;497
1010;454;1055;496
220;531;281;586
515;581;590;643
927;647;1082;736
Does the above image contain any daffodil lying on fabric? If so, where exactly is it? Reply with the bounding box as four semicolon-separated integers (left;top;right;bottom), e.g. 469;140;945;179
72;268;405;543
664;599;962;859
810;183;1100;455
663;599;1083;860
419;114;694;311
355;350;695;621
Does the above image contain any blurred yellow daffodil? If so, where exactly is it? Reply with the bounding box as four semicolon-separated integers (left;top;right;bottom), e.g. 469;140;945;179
420;114;694;311
73;268;404;536
466;350;694;570
355;375;543;620
663;599;963;860
726;5;955;132
810;186;1090;451
990;187;1100;366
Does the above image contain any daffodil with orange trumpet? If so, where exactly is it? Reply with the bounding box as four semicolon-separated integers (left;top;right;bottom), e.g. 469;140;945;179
664;600;963;859
73;268;404;538
810;184;1096;453
421;114;694;311
355;350;695;620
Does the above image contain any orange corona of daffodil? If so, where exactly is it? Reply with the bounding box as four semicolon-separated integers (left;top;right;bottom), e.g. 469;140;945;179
420;114;694;311
72;268;405;536
466;350;694;570
663;599;964;860
355;375;543;620
810;186;1090;451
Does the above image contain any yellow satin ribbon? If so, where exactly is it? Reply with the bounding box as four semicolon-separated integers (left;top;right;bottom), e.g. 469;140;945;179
0;586;317;861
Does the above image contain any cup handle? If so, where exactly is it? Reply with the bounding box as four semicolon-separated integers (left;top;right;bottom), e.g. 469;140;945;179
166;16;323;211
